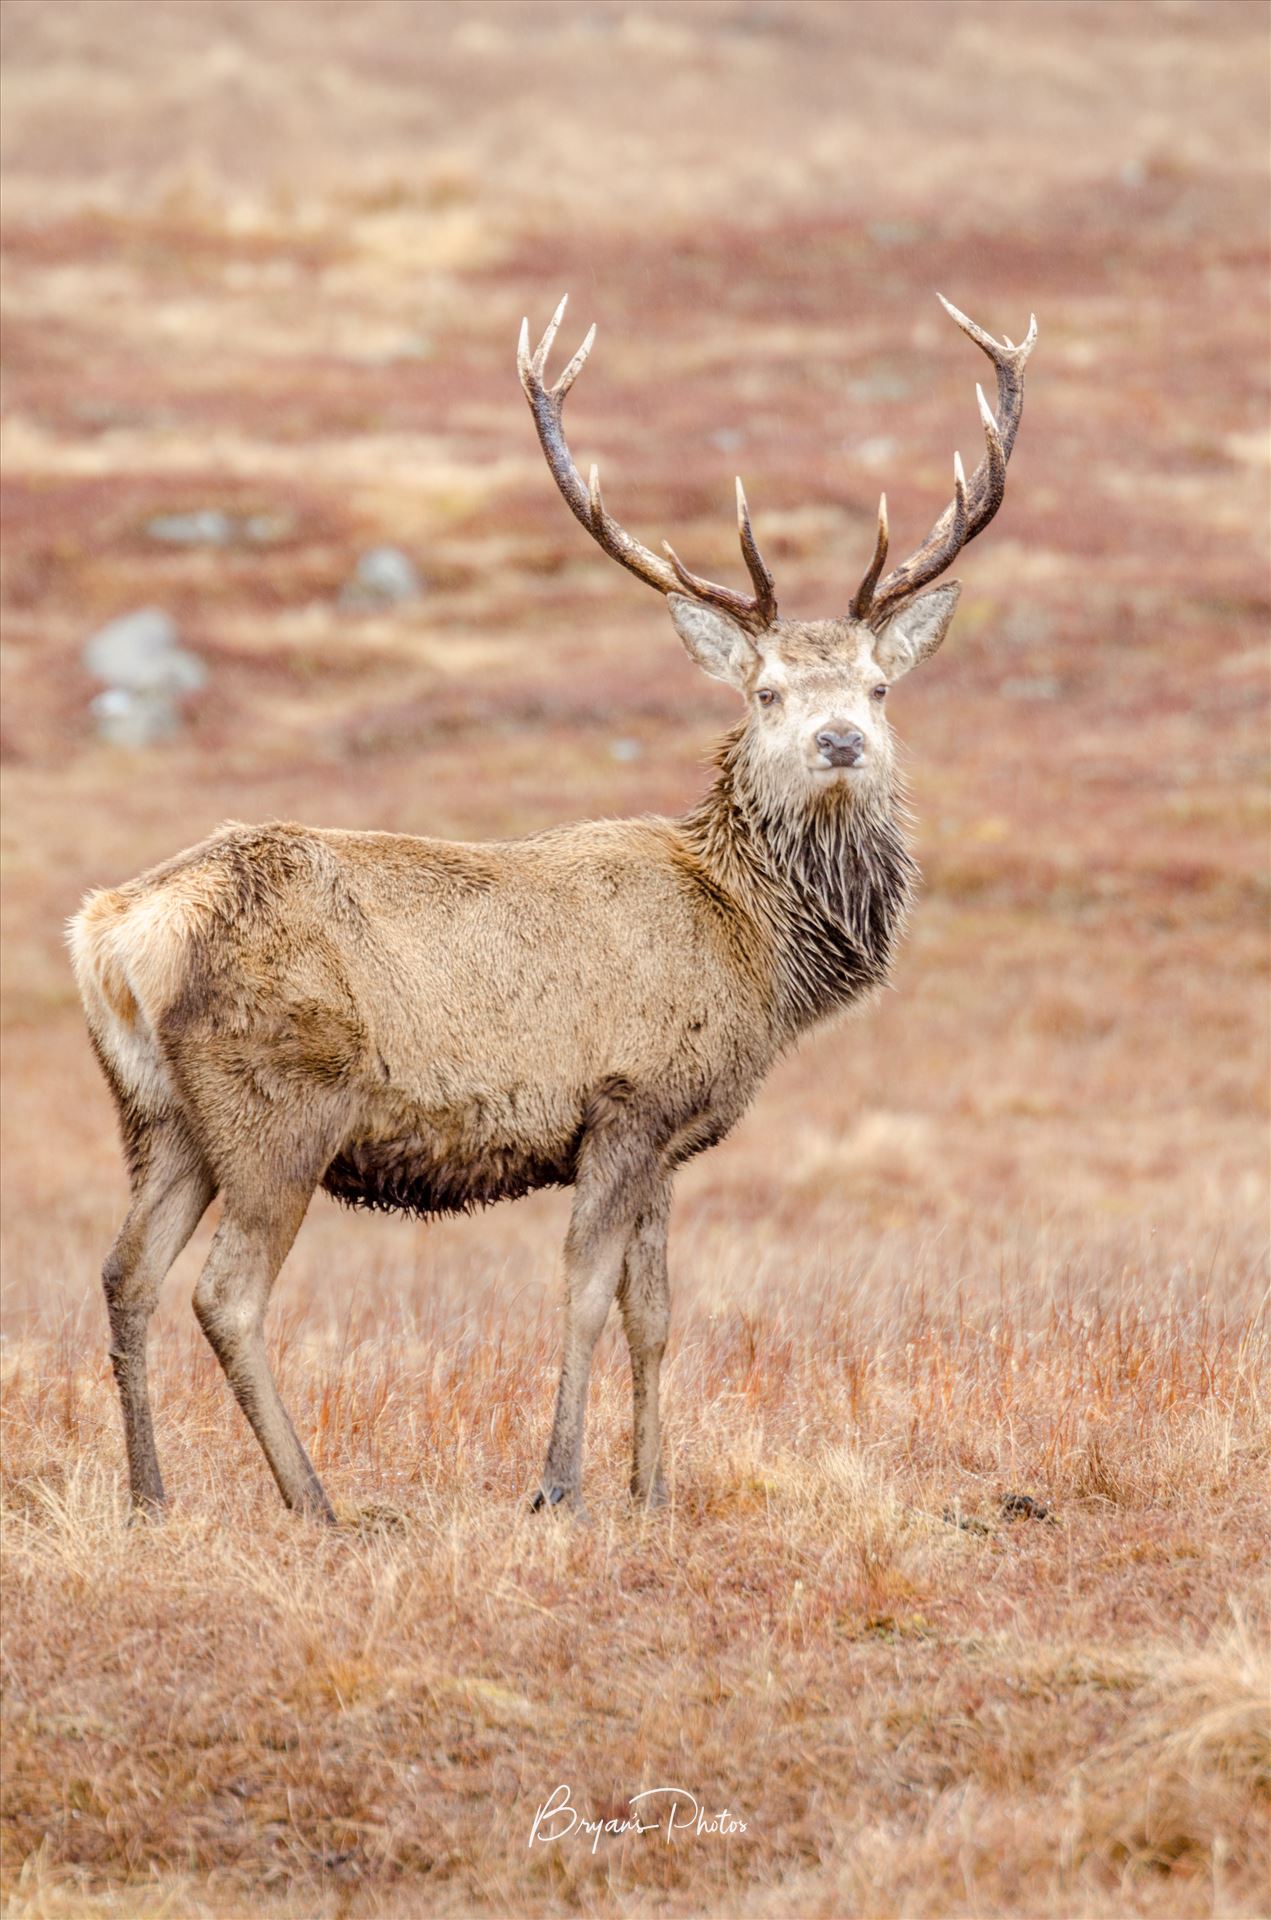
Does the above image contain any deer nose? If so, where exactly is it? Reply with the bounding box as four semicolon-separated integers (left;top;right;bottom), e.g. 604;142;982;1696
815;728;865;768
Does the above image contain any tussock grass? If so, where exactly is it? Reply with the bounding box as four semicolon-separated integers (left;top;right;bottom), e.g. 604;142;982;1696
3;1260;1267;1917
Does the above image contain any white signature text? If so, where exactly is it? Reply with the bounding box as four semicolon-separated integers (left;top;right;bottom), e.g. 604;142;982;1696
528;1782;748;1852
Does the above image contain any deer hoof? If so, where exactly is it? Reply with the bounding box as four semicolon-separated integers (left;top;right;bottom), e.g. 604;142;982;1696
530;1484;592;1521
530;1484;568;1512
126;1493;168;1527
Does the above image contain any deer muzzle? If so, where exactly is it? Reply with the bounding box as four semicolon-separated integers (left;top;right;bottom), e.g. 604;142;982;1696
814;728;866;770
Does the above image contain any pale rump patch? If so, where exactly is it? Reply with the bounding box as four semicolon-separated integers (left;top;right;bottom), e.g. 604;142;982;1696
67;873;215;1112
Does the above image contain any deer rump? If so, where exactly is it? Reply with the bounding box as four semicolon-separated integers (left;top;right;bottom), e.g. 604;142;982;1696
71;819;758;1225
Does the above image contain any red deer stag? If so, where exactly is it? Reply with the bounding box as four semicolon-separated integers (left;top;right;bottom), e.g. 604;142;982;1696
70;294;1036;1520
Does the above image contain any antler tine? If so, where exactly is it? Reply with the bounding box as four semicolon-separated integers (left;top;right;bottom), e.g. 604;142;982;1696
659;540;762;629
972;383;1007;522
533;295;568;380
518;300;779;632
937;293;1037;465
554;323;596;400
518;296;681;598
735;478;778;627
848;493;889;620
852;295;1037;626
658;477;778;631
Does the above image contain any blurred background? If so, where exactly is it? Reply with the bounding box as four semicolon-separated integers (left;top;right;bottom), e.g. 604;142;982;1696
2;0;1267;1323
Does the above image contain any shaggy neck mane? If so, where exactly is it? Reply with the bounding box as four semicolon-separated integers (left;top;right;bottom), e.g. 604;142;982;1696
682;724;917;1032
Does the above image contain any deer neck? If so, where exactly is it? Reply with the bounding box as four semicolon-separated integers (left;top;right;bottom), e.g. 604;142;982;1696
683;724;917;1033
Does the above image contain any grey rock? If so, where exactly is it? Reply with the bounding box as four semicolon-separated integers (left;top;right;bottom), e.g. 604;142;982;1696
84;609;181;689
84;607;206;743
356;546;424;601
146;509;234;546
90;687;181;748
340;546;426;611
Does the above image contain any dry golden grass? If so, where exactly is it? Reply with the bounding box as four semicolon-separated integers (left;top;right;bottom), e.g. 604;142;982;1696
2;2;1269;1915
3;1254;1268;1918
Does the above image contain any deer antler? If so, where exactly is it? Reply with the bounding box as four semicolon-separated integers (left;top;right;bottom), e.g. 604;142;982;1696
518;296;778;634
851;295;1038;628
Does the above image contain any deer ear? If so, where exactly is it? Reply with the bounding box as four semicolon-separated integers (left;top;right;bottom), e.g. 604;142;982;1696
872;582;961;681
668;594;758;692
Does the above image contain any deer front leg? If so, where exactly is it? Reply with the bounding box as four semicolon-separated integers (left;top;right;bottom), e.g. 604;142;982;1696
617;1183;671;1508
535;1133;659;1515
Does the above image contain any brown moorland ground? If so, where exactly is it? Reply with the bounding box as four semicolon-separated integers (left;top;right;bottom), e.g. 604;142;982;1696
1;2;1268;1916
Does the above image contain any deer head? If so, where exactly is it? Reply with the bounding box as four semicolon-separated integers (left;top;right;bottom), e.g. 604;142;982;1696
519;295;1036;805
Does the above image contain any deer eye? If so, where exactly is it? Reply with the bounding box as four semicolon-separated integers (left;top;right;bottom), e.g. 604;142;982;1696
756;687;780;707
871;685;887;702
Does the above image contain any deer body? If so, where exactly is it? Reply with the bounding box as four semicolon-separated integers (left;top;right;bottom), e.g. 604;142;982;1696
71;297;1035;1521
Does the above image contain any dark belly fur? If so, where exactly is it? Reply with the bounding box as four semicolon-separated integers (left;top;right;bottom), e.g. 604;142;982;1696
321;1134;581;1220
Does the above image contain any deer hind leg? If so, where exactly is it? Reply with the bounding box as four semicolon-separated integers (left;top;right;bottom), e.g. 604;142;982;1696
617;1182;671;1508
535;1100;663;1515
102;1117;216;1513
192;1183;335;1522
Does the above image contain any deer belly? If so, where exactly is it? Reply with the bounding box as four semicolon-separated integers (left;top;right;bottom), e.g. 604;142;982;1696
321;1116;581;1220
